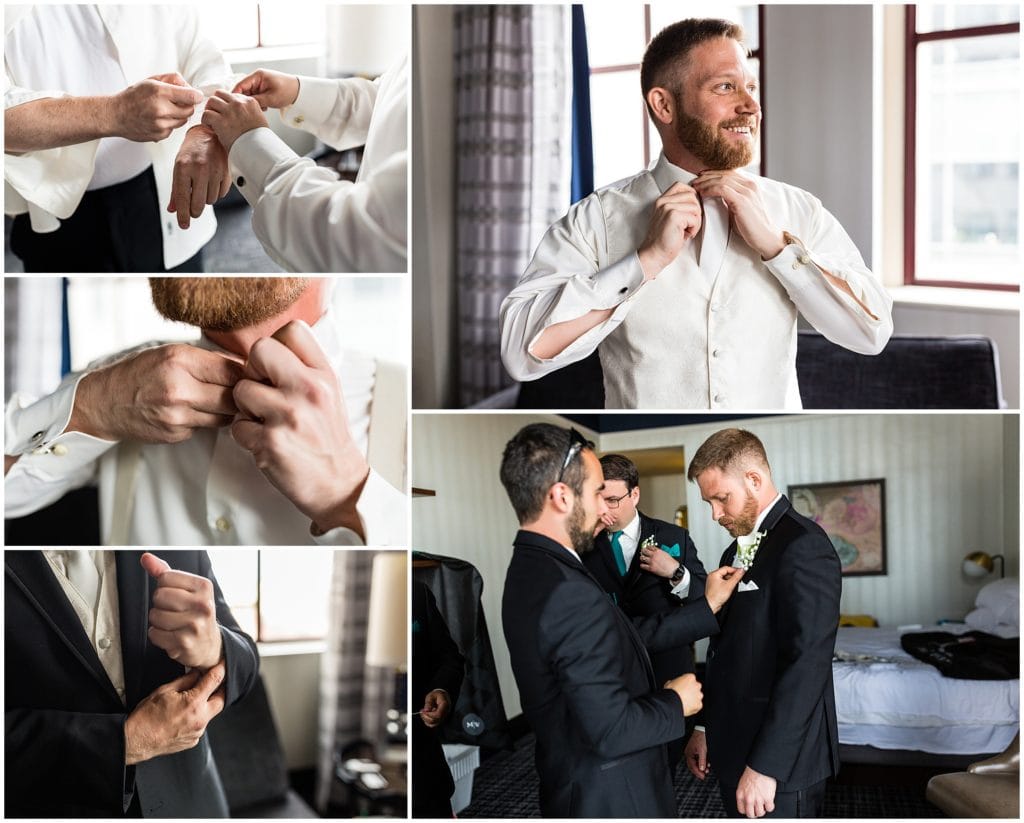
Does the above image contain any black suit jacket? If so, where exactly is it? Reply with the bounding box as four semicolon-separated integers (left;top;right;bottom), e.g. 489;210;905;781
585;511;708;681
411;580;465;817
703;497;841;792
502;530;720;818
5;550;259;818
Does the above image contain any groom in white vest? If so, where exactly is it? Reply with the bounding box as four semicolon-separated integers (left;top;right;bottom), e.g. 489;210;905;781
500;17;893;409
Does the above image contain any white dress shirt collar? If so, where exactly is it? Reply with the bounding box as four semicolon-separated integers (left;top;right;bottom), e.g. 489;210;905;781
651;151;700;193
752;492;784;535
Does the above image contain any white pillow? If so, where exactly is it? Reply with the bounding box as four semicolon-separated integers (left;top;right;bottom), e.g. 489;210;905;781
964;606;998;632
975;577;1019;612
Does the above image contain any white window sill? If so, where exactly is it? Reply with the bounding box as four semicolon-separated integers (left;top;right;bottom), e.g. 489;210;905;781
888;285;1020;314
257;639;327;657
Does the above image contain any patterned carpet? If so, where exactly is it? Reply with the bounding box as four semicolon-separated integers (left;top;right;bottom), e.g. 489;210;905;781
461;734;945;818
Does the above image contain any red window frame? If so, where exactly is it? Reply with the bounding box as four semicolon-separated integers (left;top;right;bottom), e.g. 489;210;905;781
903;6;1020;291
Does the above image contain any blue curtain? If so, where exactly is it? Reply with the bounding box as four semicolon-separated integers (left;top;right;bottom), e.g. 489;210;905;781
61;277;71;376
570;5;594;203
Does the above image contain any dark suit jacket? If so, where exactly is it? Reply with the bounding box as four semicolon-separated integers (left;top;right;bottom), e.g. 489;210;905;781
585;511;708;681
5;550;259;818
703;497;841;792
411;580;465;817
502;530;720;818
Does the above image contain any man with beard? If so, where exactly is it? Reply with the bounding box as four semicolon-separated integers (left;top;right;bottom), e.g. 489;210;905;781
500;18;893;409
685;428;841;818
4;277;405;545
499;423;743;817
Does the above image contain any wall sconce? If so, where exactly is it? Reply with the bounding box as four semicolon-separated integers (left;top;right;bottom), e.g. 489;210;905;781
962;551;1005;579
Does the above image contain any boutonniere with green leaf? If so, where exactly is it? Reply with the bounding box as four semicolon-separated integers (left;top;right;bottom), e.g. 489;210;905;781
733;531;766;570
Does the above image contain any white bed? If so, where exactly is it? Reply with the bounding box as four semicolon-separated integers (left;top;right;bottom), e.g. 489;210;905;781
833;623;1020;756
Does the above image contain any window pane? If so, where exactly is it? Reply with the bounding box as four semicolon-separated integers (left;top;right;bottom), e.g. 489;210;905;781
198;4;260;51
258;4;324;47
583;4;645;67
259;551;333;641
590;70;647;186
915;34;1020;285
650;3;759;52
917;4;1019;33
208;549;259;639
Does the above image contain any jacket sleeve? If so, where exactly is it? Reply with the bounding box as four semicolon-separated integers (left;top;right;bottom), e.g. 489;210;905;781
538;577;684;759
423;585;465;705
745;533;841;782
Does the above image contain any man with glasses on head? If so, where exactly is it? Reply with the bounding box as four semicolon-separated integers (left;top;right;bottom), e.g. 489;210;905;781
499;423;744;817
583;453;707;767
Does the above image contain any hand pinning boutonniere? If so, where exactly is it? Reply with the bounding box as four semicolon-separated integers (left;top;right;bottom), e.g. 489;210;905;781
733;531;766;570
640;534;680;556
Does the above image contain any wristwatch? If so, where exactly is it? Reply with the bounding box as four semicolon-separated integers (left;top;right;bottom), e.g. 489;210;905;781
669;563;686;586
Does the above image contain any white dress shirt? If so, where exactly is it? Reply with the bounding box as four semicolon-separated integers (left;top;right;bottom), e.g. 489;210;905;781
228;54;408;273
5;309;407;546
500;153;894;409
4;4;233;269
42;550;126;704
616;511;690;598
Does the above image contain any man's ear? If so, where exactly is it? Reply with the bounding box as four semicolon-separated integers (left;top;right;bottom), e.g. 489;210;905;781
548;482;572;514
744;469;763;492
646;86;675;125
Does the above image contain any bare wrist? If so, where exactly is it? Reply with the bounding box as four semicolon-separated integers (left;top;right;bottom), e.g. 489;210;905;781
311;461;370;538
99;94;122;139
68;371;112;440
637;246;671;281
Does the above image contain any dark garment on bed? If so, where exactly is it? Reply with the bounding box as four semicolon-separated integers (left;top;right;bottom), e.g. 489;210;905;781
900;631;1019;679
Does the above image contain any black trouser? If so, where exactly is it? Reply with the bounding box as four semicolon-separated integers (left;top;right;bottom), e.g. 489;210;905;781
719;778;827;818
11;166;203;273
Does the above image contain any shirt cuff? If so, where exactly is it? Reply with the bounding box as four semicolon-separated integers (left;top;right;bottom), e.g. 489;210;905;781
311;468;406;546
5;377;118;474
227;127;298;207
669;566;691;599
550;252;647;322
279;75;338;132
694;725;706;733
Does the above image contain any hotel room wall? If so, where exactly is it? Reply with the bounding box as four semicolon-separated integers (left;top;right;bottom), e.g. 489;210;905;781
412;413;599;718
601;414;1018;641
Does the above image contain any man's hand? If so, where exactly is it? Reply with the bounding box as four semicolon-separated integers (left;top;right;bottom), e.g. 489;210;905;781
420;689;451;729
736;765;777;818
124;663;226;765
141;552;223;670
67;344;244;444
201;90;269;152
685;728;710;780
665;672;703;716
231;320;370;539
169;125;230;230
637;181;702;279
112;73;203;143
691;171;786;261
639;543;680;578
233;69;300;111
704;565;745;613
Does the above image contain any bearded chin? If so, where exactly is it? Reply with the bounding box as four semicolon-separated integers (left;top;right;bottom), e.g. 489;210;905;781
568;499;596;556
674;110;755;170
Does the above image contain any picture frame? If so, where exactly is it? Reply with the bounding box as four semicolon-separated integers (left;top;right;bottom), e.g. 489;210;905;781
788;478;887;576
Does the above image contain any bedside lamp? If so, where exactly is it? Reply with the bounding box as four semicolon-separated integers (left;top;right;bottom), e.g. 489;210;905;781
962;551;1005;579
366;552;409;751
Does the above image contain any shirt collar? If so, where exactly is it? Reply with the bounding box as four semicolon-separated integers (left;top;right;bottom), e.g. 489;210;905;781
196;306;340;360
651;151;699;193
621;510;641;542
751;492;784;534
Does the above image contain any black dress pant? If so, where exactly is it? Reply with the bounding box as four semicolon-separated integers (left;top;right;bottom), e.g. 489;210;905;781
720;778;827;818
11;166;203;273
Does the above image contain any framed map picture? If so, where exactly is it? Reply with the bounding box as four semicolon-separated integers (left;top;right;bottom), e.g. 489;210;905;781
788;478;886;576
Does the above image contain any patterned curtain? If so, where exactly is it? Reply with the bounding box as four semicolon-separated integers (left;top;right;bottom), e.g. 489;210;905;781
454;5;572;407
315;550;392;811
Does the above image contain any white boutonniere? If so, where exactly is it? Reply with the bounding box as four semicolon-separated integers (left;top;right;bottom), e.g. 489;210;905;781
733;531;766;570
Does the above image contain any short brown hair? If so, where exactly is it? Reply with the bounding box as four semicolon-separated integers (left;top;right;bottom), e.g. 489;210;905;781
599;454;639;491
500;423;594;524
640;18;746;115
687;428;770;482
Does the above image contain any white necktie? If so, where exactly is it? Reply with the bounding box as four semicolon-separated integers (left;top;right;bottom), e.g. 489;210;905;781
65;550;101;617
699;196;729;280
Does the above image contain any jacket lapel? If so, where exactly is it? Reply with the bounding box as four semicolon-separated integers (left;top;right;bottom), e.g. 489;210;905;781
5;551;121;700
116;551;150;708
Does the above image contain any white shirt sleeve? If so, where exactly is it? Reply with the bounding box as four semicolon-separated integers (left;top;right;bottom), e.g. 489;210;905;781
499;193;650;381
764;198;893;355
278;75;378;151
311;468;407;546
4;376;116;517
228;127;406;273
